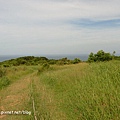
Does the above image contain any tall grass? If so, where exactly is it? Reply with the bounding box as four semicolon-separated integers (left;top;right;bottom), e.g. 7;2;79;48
0;68;6;77
1;61;119;119
0;66;35;90
0;68;10;89
0;77;10;89
36;61;120;120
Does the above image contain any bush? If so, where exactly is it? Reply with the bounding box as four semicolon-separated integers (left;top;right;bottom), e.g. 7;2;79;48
88;50;113;62
48;60;57;65
72;58;81;64
0;77;10;89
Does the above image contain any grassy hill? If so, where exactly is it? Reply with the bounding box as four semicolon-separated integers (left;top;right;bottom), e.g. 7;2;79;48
0;60;120;120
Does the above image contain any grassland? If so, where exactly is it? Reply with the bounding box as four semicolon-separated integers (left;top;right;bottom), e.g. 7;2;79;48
0;61;120;120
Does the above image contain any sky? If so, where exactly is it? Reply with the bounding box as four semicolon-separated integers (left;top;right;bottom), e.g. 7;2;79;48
0;0;120;55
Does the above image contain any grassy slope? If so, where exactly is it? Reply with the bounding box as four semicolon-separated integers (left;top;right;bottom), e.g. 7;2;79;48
35;61;120;120
0;61;120;120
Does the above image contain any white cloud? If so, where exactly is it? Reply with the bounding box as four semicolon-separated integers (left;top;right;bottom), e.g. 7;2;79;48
1;0;120;22
0;0;120;55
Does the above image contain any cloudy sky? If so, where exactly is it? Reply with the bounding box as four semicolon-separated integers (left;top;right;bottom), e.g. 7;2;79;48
0;0;120;55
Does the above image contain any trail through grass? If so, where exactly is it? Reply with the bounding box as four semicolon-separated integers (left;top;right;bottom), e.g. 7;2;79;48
31;75;67;120
0;61;120;120
0;74;34;120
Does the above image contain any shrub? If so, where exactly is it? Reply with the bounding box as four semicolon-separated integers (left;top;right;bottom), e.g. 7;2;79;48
72;58;81;64
48;60;57;65
88;50;113;62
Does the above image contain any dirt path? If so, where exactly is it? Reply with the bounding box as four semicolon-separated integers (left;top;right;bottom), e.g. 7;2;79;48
32;76;67;120
0;72;67;120
0;75;33;120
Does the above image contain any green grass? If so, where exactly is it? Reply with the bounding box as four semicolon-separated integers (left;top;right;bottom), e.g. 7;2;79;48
35;61;120;120
0;77;10;89
0;61;120;120
0;65;36;89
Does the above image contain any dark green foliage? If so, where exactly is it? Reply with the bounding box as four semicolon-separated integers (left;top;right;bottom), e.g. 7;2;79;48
0;77;10;89
88;50;113;62
88;52;94;62
48;59;57;65
0;56;82;67
39;57;48;61
57;57;71;65
0;56;49;66
72;58;81;64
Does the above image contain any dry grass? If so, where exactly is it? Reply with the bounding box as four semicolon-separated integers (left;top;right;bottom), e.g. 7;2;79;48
0;76;32;120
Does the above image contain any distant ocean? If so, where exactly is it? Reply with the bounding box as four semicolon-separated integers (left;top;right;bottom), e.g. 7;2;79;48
0;54;88;62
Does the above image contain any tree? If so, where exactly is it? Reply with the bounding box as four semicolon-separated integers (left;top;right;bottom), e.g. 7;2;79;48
72;58;81;64
112;51;116;59
88;52;95;62
88;50;113;62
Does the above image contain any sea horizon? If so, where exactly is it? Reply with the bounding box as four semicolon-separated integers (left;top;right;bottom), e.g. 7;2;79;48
1;53;120;62
0;54;89;62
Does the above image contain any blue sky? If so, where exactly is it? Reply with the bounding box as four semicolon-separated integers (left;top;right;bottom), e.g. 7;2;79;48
0;0;120;55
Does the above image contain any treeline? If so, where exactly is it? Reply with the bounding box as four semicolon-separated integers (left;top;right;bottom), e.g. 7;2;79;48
88;50;120;62
0;50;120;67
0;56;81;67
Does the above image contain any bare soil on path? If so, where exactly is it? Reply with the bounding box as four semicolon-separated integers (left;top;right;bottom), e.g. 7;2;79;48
0;75;33;120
